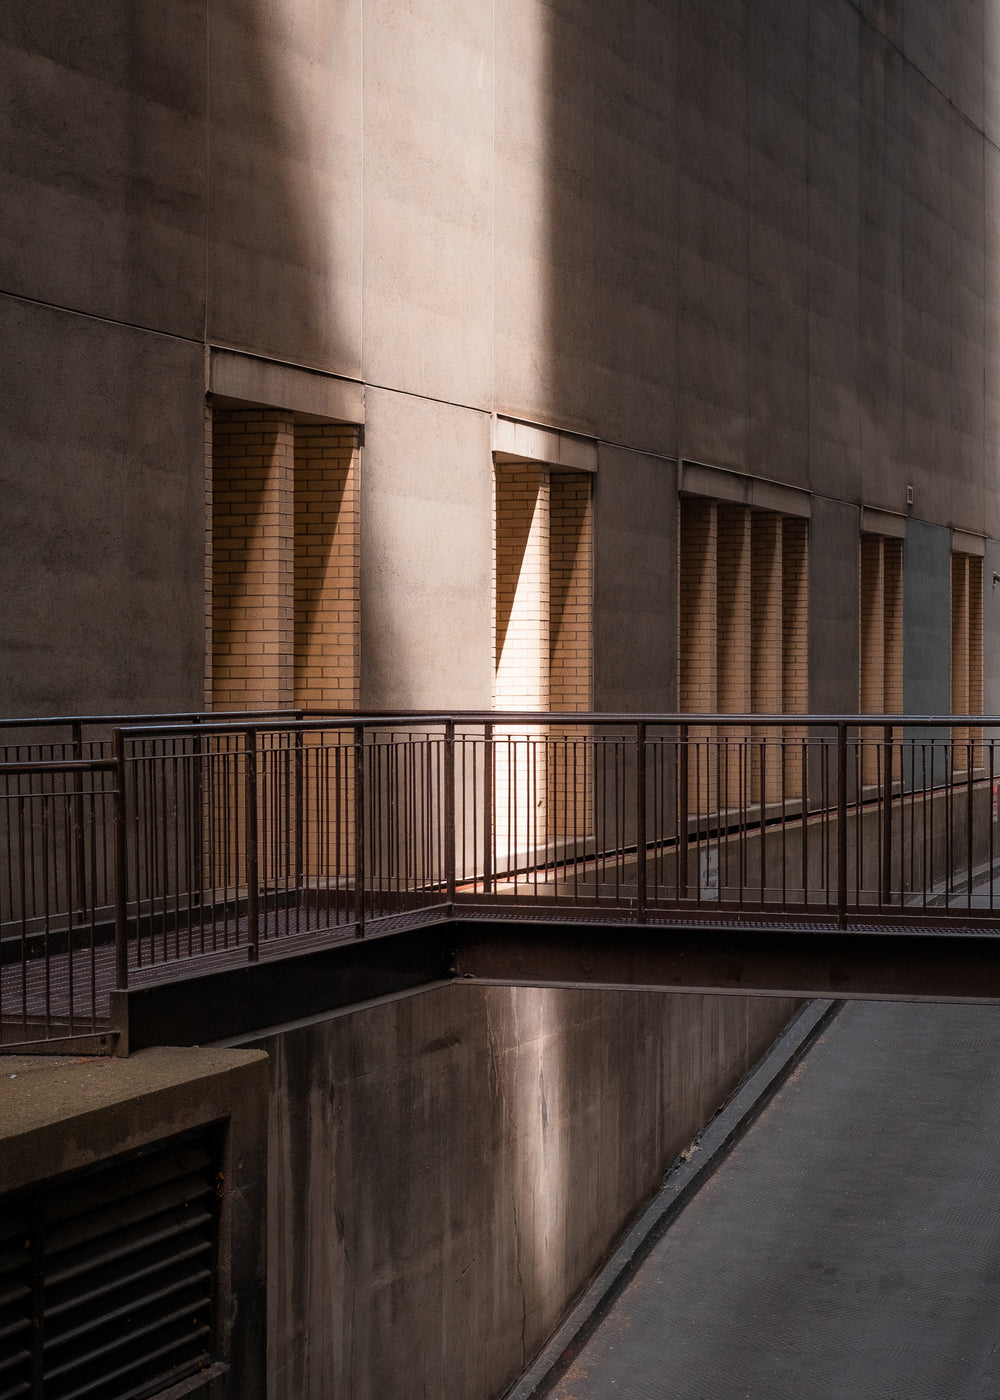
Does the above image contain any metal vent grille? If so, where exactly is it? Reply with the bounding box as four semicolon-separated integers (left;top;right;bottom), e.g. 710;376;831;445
0;1133;221;1400
0;1202;32;1400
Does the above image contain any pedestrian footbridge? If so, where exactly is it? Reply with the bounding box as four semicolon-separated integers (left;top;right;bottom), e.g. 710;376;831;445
4;710;1000;1053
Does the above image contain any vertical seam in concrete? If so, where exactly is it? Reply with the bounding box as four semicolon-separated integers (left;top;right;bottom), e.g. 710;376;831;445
204;0;211;347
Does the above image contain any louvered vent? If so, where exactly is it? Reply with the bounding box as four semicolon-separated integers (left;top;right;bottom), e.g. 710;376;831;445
0;1132;222;1400
0;1201;32;1400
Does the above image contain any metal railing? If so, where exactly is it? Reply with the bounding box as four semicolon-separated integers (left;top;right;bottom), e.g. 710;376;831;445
2;711;998;1048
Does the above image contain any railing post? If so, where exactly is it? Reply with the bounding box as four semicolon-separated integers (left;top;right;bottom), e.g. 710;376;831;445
482;721;493;896
294;728;305;894
112;727;129;991
71;719;87;922
636;720;647;923
881;723;893;909
837;722;848;928
967;737;974;910
354;724;366;937
677;723;689;903
444;720;456;911
244;728;260;962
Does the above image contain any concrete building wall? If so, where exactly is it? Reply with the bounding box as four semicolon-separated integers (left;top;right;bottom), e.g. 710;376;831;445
250;983;801;1400
2;0;999;717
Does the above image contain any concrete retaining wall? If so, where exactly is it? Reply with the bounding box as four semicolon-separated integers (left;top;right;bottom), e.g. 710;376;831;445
249;983;801;1400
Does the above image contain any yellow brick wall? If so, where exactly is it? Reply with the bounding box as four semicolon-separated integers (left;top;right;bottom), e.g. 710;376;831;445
780;517;809;796
859;534;903;785
678;498;718;713
952;551;983;766
209;411;361;714
882;537;903;715
493;463;593;859
204;403;214;705
549;472;593;713
717;506;751;714
294;426;361;709
211;409;296;711
494;464;549;711
678;501;809;808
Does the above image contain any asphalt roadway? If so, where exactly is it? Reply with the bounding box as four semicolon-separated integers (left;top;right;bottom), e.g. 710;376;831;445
534;998;1000;1399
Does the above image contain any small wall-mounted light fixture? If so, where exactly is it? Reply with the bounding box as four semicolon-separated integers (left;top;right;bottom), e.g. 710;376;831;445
993;572;1000;591
906;484;914;507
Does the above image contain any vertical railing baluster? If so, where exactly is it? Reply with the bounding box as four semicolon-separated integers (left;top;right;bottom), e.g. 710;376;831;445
444;720;456;912
636;720;647;924
354;724;366;937
71;718;87;924
112;727;129;991
677;723;689;904
837;722;848;928
244;728;260;962
881;722;893;910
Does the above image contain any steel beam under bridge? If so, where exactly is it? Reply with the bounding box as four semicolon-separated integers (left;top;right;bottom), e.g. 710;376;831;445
448;916;1000;1005
116;915;1000;1053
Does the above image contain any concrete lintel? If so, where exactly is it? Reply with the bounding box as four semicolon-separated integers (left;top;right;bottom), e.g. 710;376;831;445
680;460;811;518
209;347;365;424
862;507;908;539
953;529;986;557
493;415;597;473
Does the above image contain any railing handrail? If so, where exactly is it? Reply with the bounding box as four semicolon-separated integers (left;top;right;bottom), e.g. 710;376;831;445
0;758;118;774
108;711;1000;741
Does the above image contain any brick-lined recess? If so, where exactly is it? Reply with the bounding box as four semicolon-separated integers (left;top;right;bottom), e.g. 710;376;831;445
209;411;360;712
678;500;809;808
859;535;903;786
294;425;360;709
549;471;593;833
211;410;295;710
493;464;593;856
494;464;549;711
549;472;593;713
952;552;983;769
717;505;751;805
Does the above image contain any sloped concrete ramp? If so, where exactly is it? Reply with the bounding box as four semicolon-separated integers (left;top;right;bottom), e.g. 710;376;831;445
535;1000;1000;1399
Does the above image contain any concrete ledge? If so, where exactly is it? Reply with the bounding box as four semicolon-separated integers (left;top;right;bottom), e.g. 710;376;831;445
0;1045;267;1193
493;415;598;472
0;1046;269;1400
209;347;364;424
953;528;986;557
862;506;908;538
680;459;811;517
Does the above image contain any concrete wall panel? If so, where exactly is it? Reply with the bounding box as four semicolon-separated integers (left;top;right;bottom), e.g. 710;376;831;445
360;389;492;708
207;0;363;375
593;445;677;711
986;142;1000;542
807;0;861;503
748;0;809;483
950;106;987;534
677;1;750;469
808;497;860;713
362;0;493;406
859;25;906;513
494;0;680;446
903;519;952;716
258;983;800;1400
902;67;953;527
0;2;207;338
0;298;206;716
